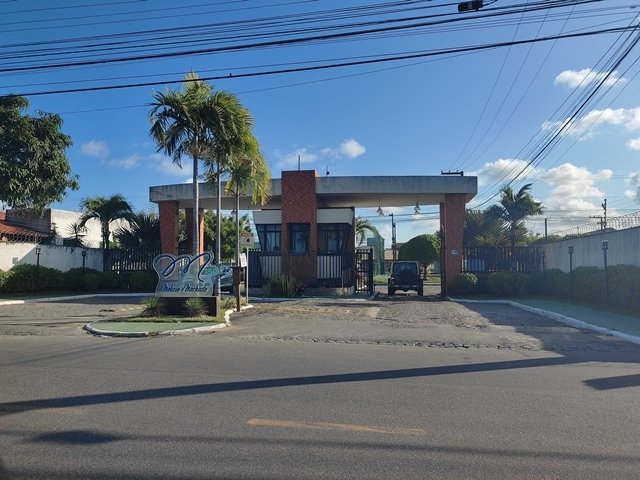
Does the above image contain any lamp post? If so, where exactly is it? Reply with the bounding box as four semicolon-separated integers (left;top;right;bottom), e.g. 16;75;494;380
35;246;41;293
568;246;574;301
602;240;609;307
82;248;87;274
389;213;396;261
541;250;546;295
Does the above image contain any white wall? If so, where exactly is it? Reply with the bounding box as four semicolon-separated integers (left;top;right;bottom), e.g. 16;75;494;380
0;243;103;272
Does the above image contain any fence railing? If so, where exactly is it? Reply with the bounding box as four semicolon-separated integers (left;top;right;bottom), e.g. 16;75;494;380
551;211;640;238
248;250;354;288
462;247;542;273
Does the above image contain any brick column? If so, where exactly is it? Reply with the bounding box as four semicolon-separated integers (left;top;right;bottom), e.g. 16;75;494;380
442;194;466;296
281;170;319;282
158;201;179;255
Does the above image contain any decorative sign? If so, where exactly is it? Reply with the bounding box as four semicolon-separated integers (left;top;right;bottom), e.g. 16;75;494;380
153;252;219;297
240;232;254;248
450;249;459;255
239;252;247;268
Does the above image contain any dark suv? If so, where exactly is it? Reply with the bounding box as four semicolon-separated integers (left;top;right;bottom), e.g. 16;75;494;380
388;261;423;296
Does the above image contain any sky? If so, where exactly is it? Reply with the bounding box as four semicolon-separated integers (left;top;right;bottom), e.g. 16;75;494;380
3;0;640;244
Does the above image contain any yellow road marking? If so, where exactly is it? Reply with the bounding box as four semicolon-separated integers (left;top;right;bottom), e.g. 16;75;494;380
248;418;424;436
256;305;350;314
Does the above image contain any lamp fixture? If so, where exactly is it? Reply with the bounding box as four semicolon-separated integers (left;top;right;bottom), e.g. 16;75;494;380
414;197;420;215
377;197;384;216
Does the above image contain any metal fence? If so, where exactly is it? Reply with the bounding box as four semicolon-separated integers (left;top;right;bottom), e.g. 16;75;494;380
462;247;542;273
551;211;640;238
248;250;354;288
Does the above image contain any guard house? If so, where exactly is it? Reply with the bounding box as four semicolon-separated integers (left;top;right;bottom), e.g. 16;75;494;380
149;170;477;295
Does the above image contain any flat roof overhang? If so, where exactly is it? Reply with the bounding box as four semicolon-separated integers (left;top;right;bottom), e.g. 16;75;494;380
149;175;477;210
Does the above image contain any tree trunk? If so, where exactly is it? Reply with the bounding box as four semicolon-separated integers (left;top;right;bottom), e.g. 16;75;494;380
215;158;222;296
235;192;240;265
192;153;199;256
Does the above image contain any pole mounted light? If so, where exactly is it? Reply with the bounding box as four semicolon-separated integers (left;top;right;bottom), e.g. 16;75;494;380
568;246;574;301
602;240;609;308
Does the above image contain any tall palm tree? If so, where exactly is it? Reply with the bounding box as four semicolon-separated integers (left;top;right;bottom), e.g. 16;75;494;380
486;184;543;269
464;210;510;247
66;221;87;248
355;217;377;246
222;134;272;263
79;194;135;255
113;210;161;251
201;94;255;295
149;72;220;256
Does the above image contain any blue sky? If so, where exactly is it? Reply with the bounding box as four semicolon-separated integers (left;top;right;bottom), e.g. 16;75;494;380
3;0;640;244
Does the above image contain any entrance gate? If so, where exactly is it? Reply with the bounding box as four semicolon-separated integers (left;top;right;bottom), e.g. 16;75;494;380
355;248;374;294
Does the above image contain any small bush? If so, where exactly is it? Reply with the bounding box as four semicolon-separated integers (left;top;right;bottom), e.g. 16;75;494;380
62;268;100;291
263;274;303;298
221;296;247;310
82;273;101;291
1;264;36;293
486;272;531;296
454;273;478;295
0;269;7;291
100;271;121;290
183;297;207;317
140;296;166;317
129;271;157;291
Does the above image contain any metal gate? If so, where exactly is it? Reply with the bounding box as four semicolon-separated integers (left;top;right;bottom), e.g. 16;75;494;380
355;248;374;294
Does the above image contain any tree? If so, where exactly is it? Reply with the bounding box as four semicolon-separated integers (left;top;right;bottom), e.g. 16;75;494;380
79;194;135;254
221;133;271;263
464;210;510;247
203;211;251;261
355;217;377;246
486;183;544;270
113;210;161;251
149;72;221;256
66;221;87;248
398;234;440;273
0;95;79;215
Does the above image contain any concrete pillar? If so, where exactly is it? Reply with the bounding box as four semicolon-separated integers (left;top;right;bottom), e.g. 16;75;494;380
442;193;466;296
158;201;179;255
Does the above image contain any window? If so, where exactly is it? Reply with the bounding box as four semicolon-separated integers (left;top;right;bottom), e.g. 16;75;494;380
255;224;281;252
317;224;350;253
289;223;310;253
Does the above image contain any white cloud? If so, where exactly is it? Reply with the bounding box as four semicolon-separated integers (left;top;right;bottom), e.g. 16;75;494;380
275;139;365;169
626;173;640;203
469;158;541;186
274;147;318;169
103;154;140;170
554;68;626;88
542;106;640;138
149;153;192;177
536;163;614;222
81;140;109;159
627;138;640;150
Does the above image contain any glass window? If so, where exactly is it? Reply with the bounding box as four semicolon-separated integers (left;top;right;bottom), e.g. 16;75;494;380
289;223;310;253
317;224;350;253
255;224;281;252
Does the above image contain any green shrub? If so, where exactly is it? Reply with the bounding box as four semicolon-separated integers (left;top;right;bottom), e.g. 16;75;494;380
62;268;99;291
183;297;207;317
0;269;7;291
608;265;640;310
573;266;602;305
263;274;303;297
1;264;36;293
454;273;478;295
486;272;531;296
140;296;166;317
82;273;101;291
221;296;247;310
100;271;121;290
544;269;569;298
129;271;157;291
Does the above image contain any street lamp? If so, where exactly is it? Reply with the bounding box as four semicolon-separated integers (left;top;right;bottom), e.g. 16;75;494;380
35;246;42;293
568;246;574;301
541;250;546;295
602;240;609;307
389;213;396;261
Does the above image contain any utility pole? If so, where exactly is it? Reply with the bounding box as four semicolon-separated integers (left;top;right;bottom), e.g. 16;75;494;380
589;215;604;232
602;199;607;231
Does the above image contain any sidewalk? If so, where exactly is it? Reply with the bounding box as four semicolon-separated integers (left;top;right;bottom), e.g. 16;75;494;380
452;298;640;346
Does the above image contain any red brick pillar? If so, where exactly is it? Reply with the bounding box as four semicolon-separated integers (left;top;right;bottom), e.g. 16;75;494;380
185;208;205;255
442;194;466;296
158;201;179;255
281;170;319;282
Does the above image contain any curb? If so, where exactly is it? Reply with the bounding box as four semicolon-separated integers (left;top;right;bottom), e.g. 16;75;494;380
451;298;640;346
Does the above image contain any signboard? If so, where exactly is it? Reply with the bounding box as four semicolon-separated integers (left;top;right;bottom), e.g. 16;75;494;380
152;252;219;297
239;252;247;268
240;232;254;248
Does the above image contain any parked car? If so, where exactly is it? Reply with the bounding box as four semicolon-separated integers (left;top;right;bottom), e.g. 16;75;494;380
388;260;423;296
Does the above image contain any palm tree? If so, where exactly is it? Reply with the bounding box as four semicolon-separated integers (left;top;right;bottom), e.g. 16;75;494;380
486;184;543;270
464;210;510;247
113;210;161;251
66;221;87;248
355;217;377;246
149;72;221;256
222;134;272;263
79;194;135;255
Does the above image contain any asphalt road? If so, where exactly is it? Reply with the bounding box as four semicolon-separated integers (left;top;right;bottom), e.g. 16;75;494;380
1;295;639;479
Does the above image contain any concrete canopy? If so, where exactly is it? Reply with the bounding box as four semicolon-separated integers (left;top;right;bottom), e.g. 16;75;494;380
149;175;477;210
